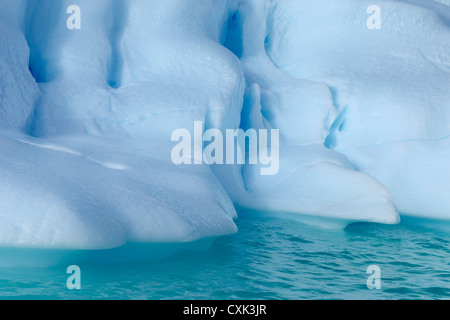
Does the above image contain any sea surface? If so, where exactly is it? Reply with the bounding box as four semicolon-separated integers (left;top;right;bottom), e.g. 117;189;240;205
1;212;449;300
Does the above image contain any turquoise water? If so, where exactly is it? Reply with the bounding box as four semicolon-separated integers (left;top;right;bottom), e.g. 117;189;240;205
1;213;449;300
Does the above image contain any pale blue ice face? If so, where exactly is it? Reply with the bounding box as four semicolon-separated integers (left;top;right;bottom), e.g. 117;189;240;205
0;0;449;259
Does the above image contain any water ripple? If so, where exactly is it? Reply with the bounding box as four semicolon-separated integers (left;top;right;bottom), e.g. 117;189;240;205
0;216;449;299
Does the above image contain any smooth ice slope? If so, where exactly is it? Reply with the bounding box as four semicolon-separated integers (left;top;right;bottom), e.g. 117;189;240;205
0;131;237;249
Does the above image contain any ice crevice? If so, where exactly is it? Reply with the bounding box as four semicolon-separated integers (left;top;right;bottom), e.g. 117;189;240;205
106;0;127;90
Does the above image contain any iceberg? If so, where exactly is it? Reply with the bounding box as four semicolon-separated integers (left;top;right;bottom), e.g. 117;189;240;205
0;0;449;261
